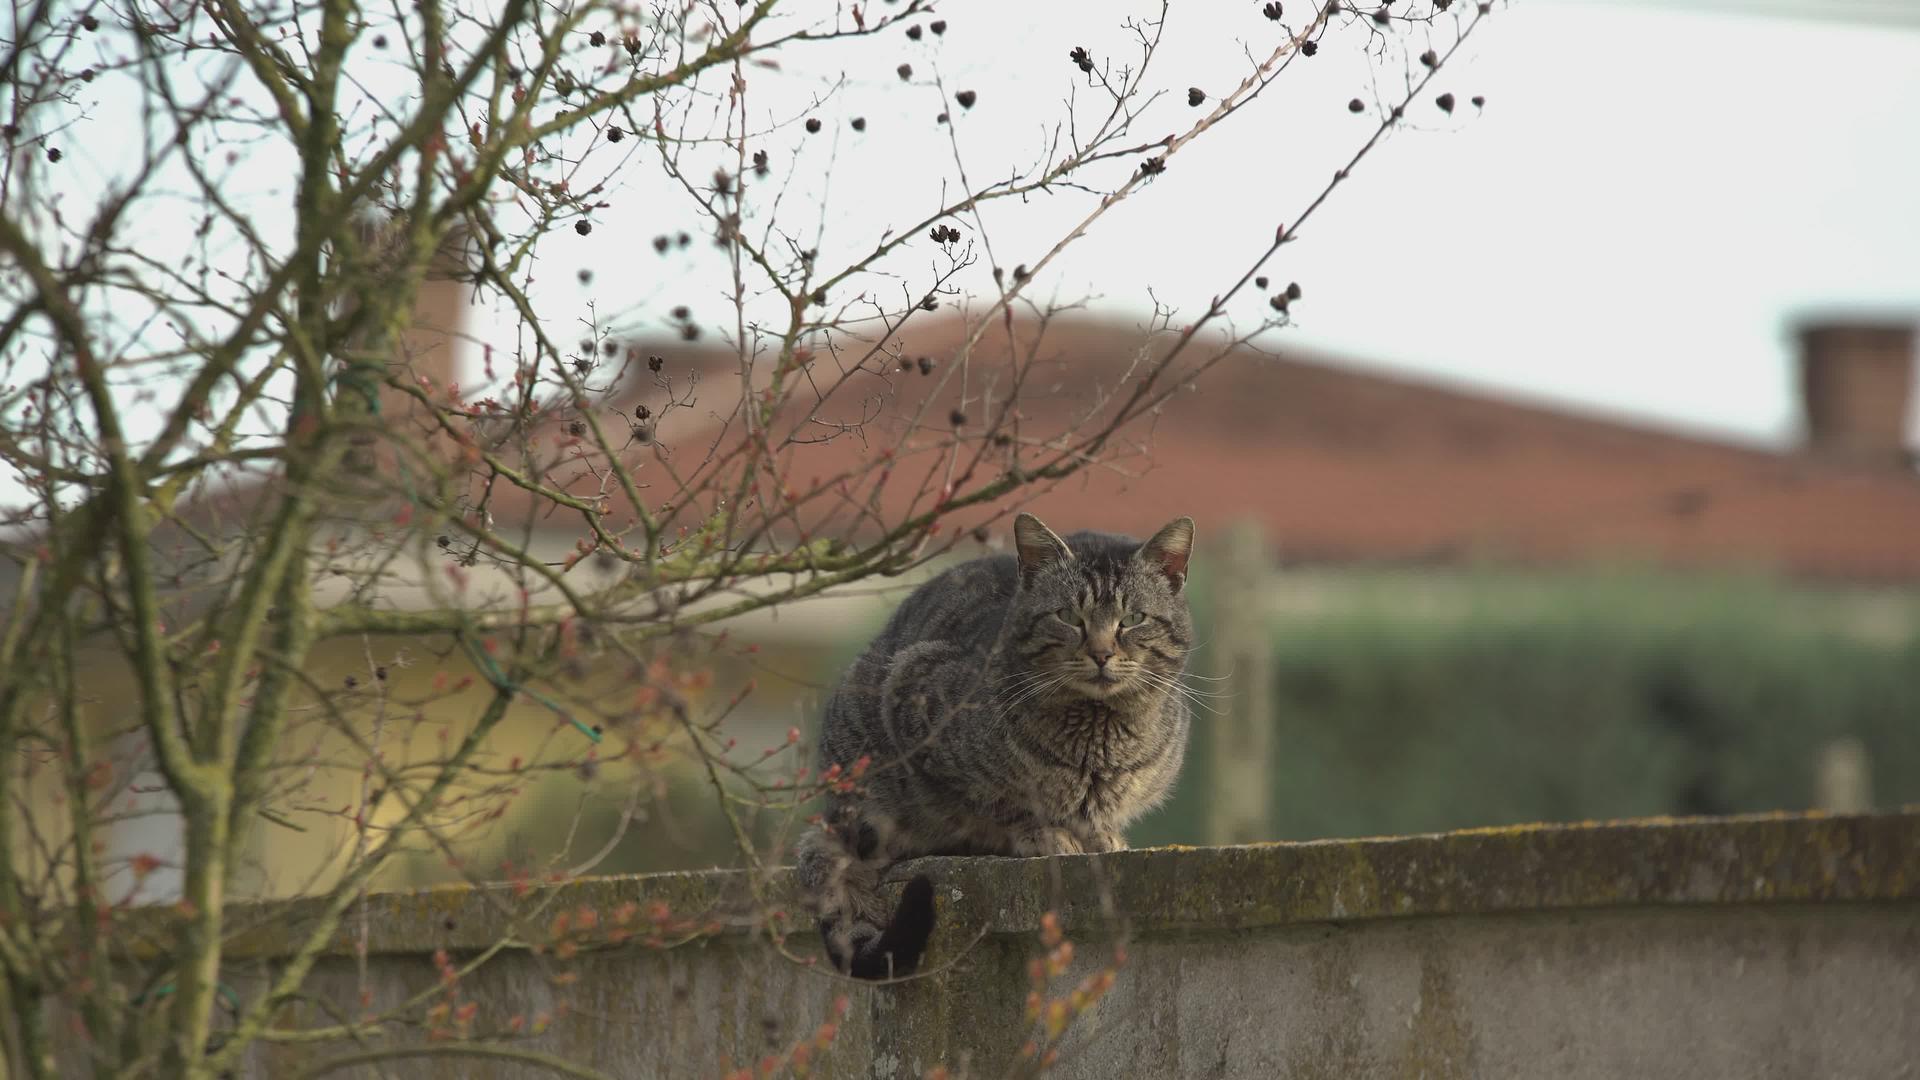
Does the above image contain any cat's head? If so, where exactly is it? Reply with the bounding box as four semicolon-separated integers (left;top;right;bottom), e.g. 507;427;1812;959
1008;513;1196;702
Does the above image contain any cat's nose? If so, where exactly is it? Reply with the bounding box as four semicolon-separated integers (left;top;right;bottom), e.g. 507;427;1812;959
1088;648;1114;668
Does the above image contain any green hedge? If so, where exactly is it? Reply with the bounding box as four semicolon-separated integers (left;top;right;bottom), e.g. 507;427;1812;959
1137;573;1920;845
431;571;1920;874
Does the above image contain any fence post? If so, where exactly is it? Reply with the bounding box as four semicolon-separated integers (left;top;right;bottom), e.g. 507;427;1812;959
1815;736;1873;813
1205;518;1273;846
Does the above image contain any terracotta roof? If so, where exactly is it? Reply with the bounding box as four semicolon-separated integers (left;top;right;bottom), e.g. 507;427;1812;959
519;316;1920;582
148;316;1920;583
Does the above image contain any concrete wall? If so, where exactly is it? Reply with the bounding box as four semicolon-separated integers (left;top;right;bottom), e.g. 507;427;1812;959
225;811;1918;1079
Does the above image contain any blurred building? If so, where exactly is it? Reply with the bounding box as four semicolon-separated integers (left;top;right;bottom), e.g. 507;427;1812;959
876;317;1920;580
506;314;1920;585
49;256;1920;889
543;313;1920;655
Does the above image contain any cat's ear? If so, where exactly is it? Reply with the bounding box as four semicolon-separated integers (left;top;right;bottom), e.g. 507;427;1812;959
1013;513;1072;583
1136;517;1195;593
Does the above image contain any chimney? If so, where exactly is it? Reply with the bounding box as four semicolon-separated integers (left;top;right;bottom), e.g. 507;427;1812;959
342;217;472;421
337;219;473;480
1797;321;1916;468
386;224;473;422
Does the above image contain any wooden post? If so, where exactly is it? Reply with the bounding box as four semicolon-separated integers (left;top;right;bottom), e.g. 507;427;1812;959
1815;736;1873;813
1205;518;1273;846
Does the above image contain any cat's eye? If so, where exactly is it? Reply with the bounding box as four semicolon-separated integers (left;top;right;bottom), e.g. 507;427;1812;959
1055;607;1080;624
1120;611;1148;628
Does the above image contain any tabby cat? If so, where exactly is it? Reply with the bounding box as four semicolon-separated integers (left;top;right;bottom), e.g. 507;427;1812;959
796;513;1197;979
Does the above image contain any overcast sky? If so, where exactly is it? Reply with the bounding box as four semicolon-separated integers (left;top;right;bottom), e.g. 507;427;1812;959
1254;0;1920;446
502;0;1920;449
28;0;1920;460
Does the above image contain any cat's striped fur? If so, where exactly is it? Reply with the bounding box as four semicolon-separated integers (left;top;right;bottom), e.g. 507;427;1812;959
796;514;1196;979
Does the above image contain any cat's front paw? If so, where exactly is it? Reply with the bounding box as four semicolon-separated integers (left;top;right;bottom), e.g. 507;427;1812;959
1012;827;1086;857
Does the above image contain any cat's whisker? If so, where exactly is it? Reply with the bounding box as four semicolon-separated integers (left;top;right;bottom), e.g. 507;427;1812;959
1170;681;1233;697
994;669;1074;712
998;683;1066;714
1162;687;1228;716
1014;671;1074;701
992;679;1060;706
995;663;1071;687
1132;670;1230;715
1002;661;1079;683
1136;669;1234;697
1128;661;1236;691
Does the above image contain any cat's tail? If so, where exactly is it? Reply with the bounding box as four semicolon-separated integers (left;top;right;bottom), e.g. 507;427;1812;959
831;875;935;980
797;823;936;980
